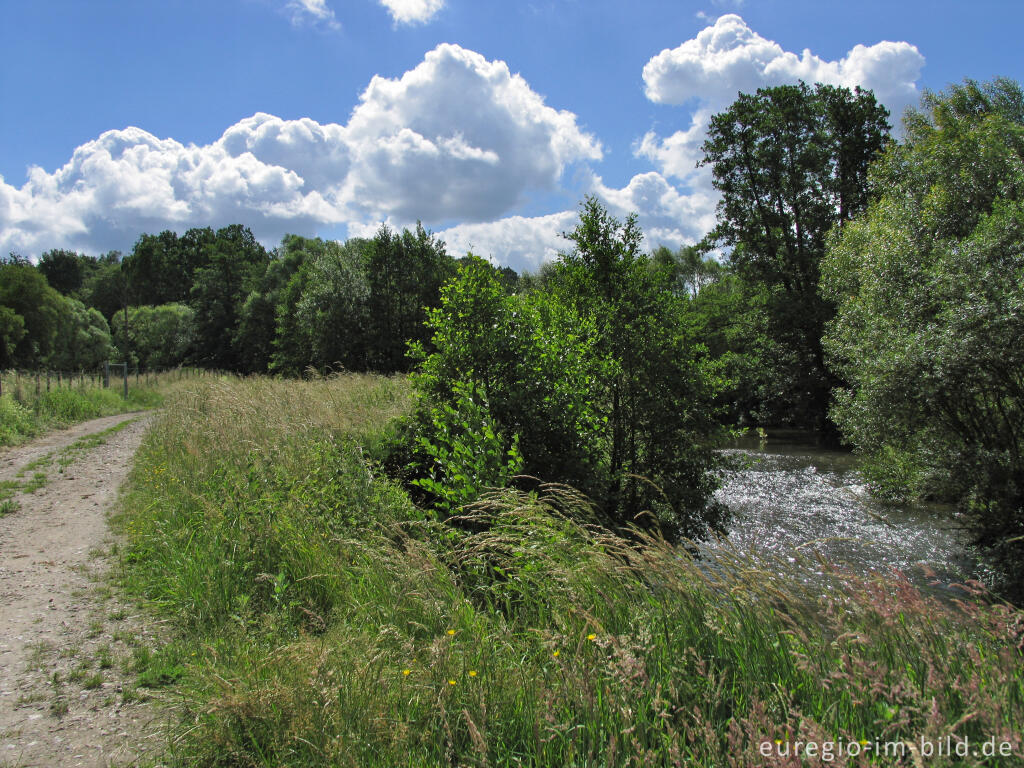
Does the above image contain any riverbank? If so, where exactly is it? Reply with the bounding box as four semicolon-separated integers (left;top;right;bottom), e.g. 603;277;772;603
116;375;1024;766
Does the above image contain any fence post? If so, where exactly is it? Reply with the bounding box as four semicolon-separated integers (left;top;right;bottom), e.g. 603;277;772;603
46;371;50;392
123;364;128;400
103;361;110;388
36;371;41;396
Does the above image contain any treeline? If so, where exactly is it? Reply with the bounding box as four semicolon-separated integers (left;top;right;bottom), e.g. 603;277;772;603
1;223;515;375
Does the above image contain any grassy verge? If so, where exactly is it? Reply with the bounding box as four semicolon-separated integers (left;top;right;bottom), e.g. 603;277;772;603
0;371;184;447
116;375;1024;767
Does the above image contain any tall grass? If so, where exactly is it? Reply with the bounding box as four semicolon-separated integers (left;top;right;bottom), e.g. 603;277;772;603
0;370;184;446
117;375;1024;767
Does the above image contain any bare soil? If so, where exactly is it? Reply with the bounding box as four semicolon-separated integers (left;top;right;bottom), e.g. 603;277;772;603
0;413;168;768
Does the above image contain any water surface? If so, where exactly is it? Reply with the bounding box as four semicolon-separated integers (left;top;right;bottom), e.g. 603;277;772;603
712;434;976;587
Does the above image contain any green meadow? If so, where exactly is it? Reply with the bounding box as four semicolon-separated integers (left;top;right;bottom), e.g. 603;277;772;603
114;376;1024;767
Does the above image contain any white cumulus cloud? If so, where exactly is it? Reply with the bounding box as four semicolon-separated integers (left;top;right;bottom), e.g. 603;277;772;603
435;170;717;274
378;0;445;25
639;14;925;182
438;211;579;273
0;44;601;258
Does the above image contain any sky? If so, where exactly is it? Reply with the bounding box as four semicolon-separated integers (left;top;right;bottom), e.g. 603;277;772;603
1;0;1021;272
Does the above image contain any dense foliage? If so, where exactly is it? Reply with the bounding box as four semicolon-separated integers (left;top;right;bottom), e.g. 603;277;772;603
4;222;456;376
822;78;1024;596
411;199;728;539
701;82;890;432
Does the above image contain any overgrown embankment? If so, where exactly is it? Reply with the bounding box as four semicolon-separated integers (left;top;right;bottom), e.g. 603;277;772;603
118;376;1024;767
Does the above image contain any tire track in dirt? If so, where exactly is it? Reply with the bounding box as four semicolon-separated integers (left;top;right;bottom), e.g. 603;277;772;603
0;413;167;768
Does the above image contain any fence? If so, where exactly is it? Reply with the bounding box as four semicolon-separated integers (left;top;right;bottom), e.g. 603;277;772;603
0;365;204;403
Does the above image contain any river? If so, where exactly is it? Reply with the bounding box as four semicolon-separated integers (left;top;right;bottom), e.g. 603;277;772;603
712;433;978;589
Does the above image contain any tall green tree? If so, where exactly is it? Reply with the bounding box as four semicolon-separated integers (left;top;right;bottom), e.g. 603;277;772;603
365;223;454;373
124;228;216;307
47;299;115;370
80;252;127;321
651;244;724;298
822;78;1024;597
701;82;890;432
235;236;309;374
413;199;727;539
37;249;93;296
293;237;371;373
0;263;66;367
112;303;195;369
190;225;269;370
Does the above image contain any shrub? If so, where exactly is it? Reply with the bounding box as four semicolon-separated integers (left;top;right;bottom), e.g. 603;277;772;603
0;394;37;445
411;201;729;539
822;78;1024;598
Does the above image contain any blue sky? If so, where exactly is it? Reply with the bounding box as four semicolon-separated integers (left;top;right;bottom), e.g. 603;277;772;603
1;0;1020;271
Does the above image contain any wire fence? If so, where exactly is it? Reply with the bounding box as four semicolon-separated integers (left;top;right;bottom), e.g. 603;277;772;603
0;365;206;403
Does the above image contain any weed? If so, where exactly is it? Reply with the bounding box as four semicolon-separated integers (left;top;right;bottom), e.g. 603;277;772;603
81;673;104;690
21;472;47;494
97;646;114;670
48;698;68;718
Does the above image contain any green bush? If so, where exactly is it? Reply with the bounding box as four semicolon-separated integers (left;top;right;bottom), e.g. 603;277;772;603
0;394;38;445
35;388;121;424
411;380;523;515
411;201;728;540
822;78;1024;597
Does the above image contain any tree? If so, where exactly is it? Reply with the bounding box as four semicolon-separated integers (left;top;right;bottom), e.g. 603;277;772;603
47;299;115;370
413;199;728;539
365;223;454;373
235;236;309;374
38;249;90;295
0;307;26;367
821;78;1024;597
701;82;890;432
0;263;65;367
293;238;371;373
267;236;371;376
124;228;216;307
651;244;724;298
80;252;127;321
112;303;195;369
189;225;269;370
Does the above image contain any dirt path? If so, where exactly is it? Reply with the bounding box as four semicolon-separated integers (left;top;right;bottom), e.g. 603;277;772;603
0;413;167;768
